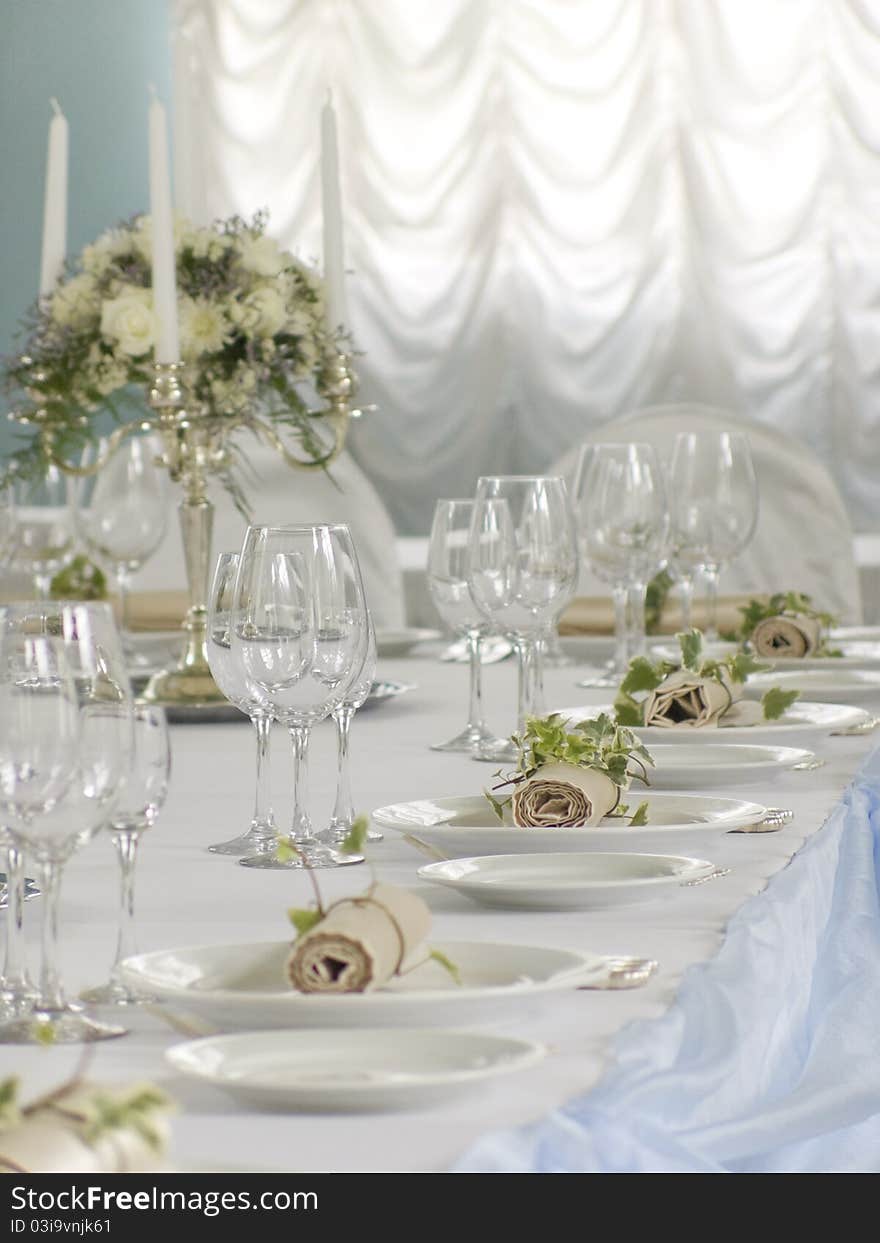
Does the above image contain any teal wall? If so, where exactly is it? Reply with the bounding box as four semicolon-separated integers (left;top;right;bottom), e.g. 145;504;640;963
0;0;172;454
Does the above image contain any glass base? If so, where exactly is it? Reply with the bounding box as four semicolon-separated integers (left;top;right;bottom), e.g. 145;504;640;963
239;843;364;870
319;823;384;845
79;980;155;1008
471;738;518;764
208;824;278;856
575;663;619;689
431;724;509;755
0;1005;127;1044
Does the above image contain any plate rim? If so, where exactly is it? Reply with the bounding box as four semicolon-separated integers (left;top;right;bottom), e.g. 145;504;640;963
417;850;716;892
121;938;605;1004
164;1026;547;1097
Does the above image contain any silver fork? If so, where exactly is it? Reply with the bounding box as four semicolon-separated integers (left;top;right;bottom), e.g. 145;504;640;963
730;807;793;833
578;956;658;990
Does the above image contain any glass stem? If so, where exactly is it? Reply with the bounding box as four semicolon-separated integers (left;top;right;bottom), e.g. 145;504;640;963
678;575;694;632
330;707;355;832
627;581;647;660
515;636;544;736
703;565;721;641
611;584;629;680
35;856;65;1014
117;566;133;638
2;843;31;998
34;572;52;601
466;629;485;732
108;831;140;984
251;713;276;835
288;724;313;843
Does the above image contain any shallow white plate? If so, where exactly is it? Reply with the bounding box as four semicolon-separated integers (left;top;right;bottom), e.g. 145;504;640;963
558;701;870;748
375;628;442;657
417;851;717;911
651;639;880;671
647;743;815;788
742;668;880;705
121;940;603;1032
166;1028;545;1112
372;791;767;856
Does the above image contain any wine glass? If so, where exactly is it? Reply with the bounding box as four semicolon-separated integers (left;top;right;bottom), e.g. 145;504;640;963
80;704;170;1007
1;821;36;1021
426;499;508;754
0;484;16;565
0;602;133;1043
467;476;577;762
319;621;384;845
205;551;278;858
668;431;759;639
8;465;74;598
573;444;669;685
231;524;370;870
74;435;169;656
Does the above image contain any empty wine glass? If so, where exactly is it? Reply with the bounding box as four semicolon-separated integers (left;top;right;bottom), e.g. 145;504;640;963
206;551;278;858
1;823;38;1023
467;476;577;762
0;602;133;1043
80;704;170;1007
669;431;759;639
427;499;508;754
573;444;669;686
319;621;383;845
8;465;74;598
232;524;370;870
74;435;169;657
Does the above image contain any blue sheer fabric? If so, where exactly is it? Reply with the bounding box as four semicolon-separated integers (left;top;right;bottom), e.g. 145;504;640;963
454;749;880;1173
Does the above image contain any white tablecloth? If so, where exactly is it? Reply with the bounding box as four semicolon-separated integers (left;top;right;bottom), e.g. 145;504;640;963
6;651;875;1173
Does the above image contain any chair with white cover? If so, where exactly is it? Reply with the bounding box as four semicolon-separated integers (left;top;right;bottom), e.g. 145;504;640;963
137;437;406;627
551;403;862;624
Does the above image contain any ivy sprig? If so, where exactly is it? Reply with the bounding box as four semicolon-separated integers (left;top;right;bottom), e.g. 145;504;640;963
613;629;800;725
722;592;841;656
485;712;655;821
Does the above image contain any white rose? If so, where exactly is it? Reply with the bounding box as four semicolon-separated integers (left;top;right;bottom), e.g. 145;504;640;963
238;232;286;277
179;296;230;358
51;273;99;328
100;287;157;357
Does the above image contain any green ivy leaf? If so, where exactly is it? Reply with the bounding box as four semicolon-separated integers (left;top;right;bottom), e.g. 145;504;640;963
341;815;369;855
0;1077;21;1132
761;687;801;720
620;657;666;695
678;628;703;672
429;948;462;986
275;837;300;864
726;651;769;684
628;801;650;826
613;695;644;728
288;907;323;937
484;788;508;824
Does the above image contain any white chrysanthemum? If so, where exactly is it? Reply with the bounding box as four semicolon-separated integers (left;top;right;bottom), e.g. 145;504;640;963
81;228;133;275
51;273;100;328
179;296;230;358
238;232;286;278
86;345;129;396
286;306;314;337
100;286;156;357
229;284;287;339
185;225;233;262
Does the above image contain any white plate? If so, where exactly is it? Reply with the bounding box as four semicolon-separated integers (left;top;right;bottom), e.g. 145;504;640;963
651;639;880;671
121;939;604;1032
372;791;767;856
558;701;871;748
742;668;880;705
375;628;442;657
166;1028;545;1112
647;743;815;788
417;851;717;910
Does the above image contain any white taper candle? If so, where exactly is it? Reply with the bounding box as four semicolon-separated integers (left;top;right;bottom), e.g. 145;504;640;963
321;89;347;338
39;98;68;298
148;86;180;363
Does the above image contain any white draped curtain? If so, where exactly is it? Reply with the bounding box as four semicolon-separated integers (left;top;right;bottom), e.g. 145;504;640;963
173;0;880;533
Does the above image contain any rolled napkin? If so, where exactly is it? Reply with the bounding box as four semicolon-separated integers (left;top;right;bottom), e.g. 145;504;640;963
558;594;767;637
751;613;822;659
511;761;621;827
287;883;432;994
643;668;735;729
0;1081;173;1174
